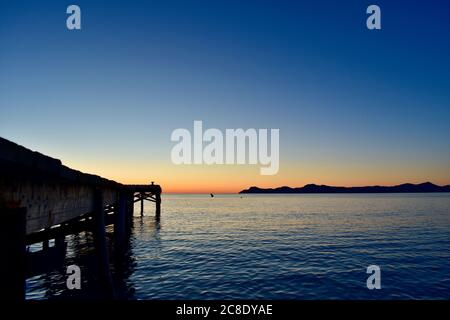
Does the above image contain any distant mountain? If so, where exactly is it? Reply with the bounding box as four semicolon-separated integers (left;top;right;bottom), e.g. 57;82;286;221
239;182;450;194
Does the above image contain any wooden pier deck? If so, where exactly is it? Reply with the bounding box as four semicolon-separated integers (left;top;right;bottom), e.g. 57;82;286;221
0;137;162;299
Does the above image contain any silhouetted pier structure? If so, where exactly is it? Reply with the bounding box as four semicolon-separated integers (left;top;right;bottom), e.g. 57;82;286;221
0;137;162;300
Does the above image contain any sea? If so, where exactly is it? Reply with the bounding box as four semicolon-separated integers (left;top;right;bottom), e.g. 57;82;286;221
26;193;450;300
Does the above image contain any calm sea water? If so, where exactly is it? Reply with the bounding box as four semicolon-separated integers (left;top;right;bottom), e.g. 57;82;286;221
26;193;450;300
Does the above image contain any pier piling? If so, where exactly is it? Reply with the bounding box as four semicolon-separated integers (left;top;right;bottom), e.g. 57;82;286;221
156;193;161;216
92;189;114;298
0;207;26;301
114;192;127;250
127;192;134;231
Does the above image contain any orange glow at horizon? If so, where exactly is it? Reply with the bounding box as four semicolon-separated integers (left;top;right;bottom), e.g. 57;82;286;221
60;157;450;194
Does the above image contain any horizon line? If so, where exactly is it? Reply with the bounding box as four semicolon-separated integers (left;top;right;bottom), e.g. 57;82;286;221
161;181;450;194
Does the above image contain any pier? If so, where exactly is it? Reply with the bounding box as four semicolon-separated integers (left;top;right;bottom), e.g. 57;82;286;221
0;137;162;300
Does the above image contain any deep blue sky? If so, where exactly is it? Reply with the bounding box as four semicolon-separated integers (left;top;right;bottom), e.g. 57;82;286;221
1;0;449;189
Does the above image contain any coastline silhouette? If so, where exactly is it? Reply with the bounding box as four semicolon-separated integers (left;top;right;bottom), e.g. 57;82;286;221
240;182;450;194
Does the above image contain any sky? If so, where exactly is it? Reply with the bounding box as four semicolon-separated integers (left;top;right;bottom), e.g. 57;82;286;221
1;0;450;193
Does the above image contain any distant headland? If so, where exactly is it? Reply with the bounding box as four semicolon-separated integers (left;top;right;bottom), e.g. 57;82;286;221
239;182;450;194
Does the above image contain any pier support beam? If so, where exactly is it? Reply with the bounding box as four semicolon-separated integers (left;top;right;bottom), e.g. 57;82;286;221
114;192;127;250
140;192;144;216
43;237;49;250
156;193;161;216
0;207;26;301
92;190;114;298
126;192;134;232
55;235;65;248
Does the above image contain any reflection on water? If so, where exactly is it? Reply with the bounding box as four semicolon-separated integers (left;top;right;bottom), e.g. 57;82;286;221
27;194;450;299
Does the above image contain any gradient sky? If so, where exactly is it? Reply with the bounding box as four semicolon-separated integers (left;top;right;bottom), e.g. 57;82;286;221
1;0;450;193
